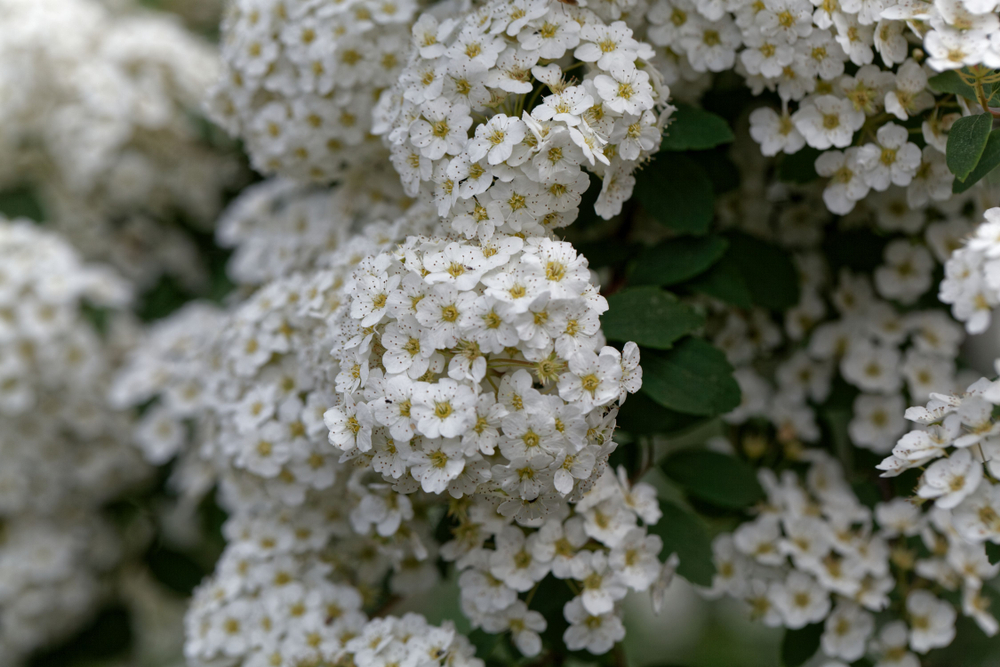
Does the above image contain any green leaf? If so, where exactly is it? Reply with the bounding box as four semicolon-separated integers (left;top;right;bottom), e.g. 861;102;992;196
648;500;716;587
634;154;714;235
576;240;643;269
661;103;735;151
946;113;993;181
641;338;741;416
661;449;765;509
987;542;1000;565
778;147;821;183
687;259;753;308
725;232;800;310
603;287;704;349
954;128;1000;193
617;390;706;435
629;236;729;287
0;186;45;222
781;623;824;667
928;69;980;101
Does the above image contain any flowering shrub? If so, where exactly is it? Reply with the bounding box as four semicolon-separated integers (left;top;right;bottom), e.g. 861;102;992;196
10;0;1000;665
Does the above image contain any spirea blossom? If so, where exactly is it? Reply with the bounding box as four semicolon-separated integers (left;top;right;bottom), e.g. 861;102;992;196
374;0;671;239
0;217;147;665
208;0;423;182
0;0;242;288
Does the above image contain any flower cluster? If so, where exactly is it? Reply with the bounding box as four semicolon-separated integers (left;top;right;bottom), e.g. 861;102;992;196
711;136;968;456
0;0;241;288
636;0;967;216
891;0;1000;71
707;449;996;663
215;170;409;287
878;374;1000;541
375;0;670;238
208;0;422;182
326;233;641;512
186;505;481;667
448;468;675;656
0;217;147;665
940;206;1000;334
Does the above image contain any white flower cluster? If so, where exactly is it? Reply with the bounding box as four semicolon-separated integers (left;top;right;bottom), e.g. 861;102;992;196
708;449;996;663
890;0;1000;71
878;375;1000;543
215;170;408;287
940;206;1000;334
713;150;967;455
208;0;422;182
446;468;675;656
636;0;965;215
0;217;147;666
375;0;670;238
326;233;641;513
186;506;481;667
0;0;241;288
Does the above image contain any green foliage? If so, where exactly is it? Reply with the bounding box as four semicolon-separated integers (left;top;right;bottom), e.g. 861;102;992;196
725;232;800;310
688;233;799;310
928;68;995;102
648;500;716;587
778;147;821;184
687;258;753;308
629;235;729;287
954;128;1000;193
616;391;706;435
661;104;735;151
780;623;824;667
946;113;993;181
661;450;765;509
28;605;133;667
634;154;714;235
640;338;741;416
987;542;1000;565
602;287;704;349
0;186;45;222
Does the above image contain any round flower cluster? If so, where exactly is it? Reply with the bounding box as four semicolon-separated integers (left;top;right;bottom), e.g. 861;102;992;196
325;233;642;515
445;468;675;656
636;0;964;216
940;206;1000;334
374;0;670;238
0;0;242;289
706;449;997;663
0;217;147;665
208;0;422;182
877;374;1000;544
185;503;481;667
215;169;409;287
889;0;1000;71
710;139;967;456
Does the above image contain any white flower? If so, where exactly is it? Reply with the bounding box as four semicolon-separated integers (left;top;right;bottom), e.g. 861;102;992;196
467;114;527;166
749;106;805;156
821;601;874;662
562;596;625;654
771;571;831;629
793;96;865;150
906;590;956;654
916;448;984;509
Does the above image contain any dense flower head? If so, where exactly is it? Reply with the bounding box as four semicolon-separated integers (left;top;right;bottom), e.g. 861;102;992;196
705;449;994;661
216;170;410;287
0;0;242;288
374;0;671;239
325;232;642;513
0;217;147;665
940;206;1000;334
208;0;424;182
